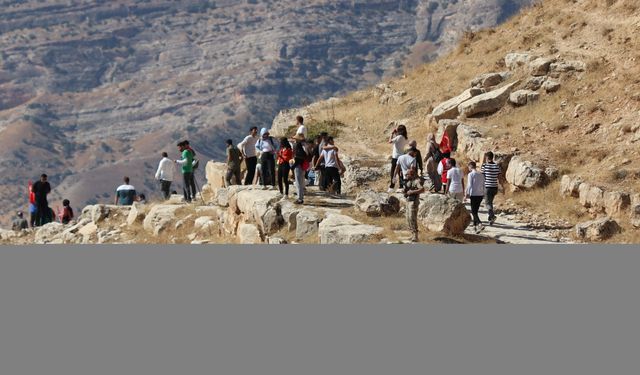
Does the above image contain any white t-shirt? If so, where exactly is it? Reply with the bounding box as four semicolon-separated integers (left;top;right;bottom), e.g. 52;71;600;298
397;154;416;178
391;135;408;159
296;125;307;139
322;149;338;168
238;135;258;158
447;167;463;193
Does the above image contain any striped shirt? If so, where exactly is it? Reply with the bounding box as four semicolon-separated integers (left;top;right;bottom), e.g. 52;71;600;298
481;162;501;188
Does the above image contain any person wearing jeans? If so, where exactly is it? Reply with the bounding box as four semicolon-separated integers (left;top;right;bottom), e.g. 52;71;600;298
238;127;259;185
466;161;486;234
292;134;308;204
175;141;196;202
155;152;174;200
255;128;278;188
481;151;503;225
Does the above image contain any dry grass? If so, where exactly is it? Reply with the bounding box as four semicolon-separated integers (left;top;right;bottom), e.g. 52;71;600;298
506;181;586;225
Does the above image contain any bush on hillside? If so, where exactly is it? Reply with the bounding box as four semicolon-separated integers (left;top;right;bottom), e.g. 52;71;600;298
287;119;345;141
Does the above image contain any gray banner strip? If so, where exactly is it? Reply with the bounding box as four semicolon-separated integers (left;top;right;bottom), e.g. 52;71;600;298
0;244;638;375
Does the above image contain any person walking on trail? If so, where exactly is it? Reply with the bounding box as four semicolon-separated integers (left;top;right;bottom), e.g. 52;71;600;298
314;136;343;196
424;133;442;192
388;124;409;192
407;140;424;177
155;152;174;200
481;151;504;225
255;128;278;189
404;167;425;243
175;141;196;202
394;147;418;193
276;137;293;198
465;161;486;234
294;115;308;139
12;211;28;231
238;126;259;185
292;133;310;204
60;199;74;224
445;158;464;201
225;139;243;186
32;174;52;226
115;176;137;206
437;153;452;194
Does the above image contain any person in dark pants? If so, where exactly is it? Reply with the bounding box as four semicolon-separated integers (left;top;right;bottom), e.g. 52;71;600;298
31;174;51;226
225;139;243;186
481;151;504;225
314;137;342;195
465;161;486;234
238;126;259;185
255;128;278;189
276;137;293;197
155;152;174;200
175;141;196;202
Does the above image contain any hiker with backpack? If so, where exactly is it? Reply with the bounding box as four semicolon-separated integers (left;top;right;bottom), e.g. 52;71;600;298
394;147;418;191
255;128;278;189
424;133;442;192
388;124;409;192
175;141;197;202
238;126;259;185
32;174;52;226
276;137;294;198
481;151;505;225
292;133;314;204
155;152;175;200
465;161;486;234
225;139;243;186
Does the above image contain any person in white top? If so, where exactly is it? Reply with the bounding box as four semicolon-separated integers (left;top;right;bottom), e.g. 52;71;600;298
237;126;259;185
388;124;409;191
445;158;464;201
465;161;486;233
314;136;344;195
295;115;308;140
394;147;418;193
155;152;175;200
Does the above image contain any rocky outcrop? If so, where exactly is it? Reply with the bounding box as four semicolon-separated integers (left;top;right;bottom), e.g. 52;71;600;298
470;72;507;88
551;61;586;72
34;222;65;244
431;88;482;122
560;175;583;198
318;214;383;244
355;191;401;217
126;202;147;226
529;57;556;76
505;157;548;190
143;205;181;235
418;194;471;235
458;81;519;118
575;218;621;241
296;210;321;240
578;183;605;212
238;223;262;244
205;162;228;191
631;195;640;228
375;84;407;105
505;52;536;70
509;90;539;106
542;79;561;93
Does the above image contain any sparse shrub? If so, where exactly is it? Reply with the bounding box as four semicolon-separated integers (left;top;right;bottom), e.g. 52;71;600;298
612;169;628;181
286;119;345;140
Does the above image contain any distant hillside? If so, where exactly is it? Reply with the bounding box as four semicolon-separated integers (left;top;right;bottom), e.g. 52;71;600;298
0;0;534;226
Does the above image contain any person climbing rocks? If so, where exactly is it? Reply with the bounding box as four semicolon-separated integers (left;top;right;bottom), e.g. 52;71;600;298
60;199;74;225
255;128;278;189
155;151;174;200
445;158;464;201
115;176;137;206
12;211;28;231
394;147;418;193
403;167;424;243
388;124;409;192
225;139;243;186
276;137;293;198
481;151;504;225
465;161;486;234
32;174;52;226
175;141;196;202
238;126;259;185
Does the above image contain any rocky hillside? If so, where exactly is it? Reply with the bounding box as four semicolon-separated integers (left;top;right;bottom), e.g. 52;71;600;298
0;0;535;227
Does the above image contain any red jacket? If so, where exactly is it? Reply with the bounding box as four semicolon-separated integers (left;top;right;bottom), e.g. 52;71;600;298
440;133;452;154
440;158;450;184
277;148;293;165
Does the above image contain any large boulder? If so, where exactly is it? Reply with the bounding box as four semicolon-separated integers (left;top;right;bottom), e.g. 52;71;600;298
505;157;547;190
431;88;482;122
509;90;539;106
418;194;471;235
318;214;384;244
550;60;586;72
575;218;621;241
34;222;65;244
542;79;561;93
340;155;387;195
523;76;547;91
296;210;321;240
235;189;283;235
142;205;181;235
470;72;507;88
205;161;228;190
560;175;583;198
0;229;18;241
82;204;109;224
355;191;401;217
227;185;255;214
505;53;535;70
603;191;631;216
279;200;299;232
578;183;605;211
458;81;519;118
126;202;147;226
630;194;640;228
529;57;556;76
238;223;263;244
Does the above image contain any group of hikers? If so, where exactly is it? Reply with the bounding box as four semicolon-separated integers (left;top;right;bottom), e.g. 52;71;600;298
386;124;505;242
14;116;506;244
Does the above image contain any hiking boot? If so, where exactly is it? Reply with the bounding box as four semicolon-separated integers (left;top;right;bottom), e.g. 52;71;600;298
294;199;304;205
489;217;496;226
475;225;485;234
387;188;394;193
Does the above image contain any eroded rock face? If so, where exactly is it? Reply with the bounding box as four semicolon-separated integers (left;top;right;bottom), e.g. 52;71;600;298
418;194;471;235
505;53;535;70
431;88;482;122
34;222;65;244
560;175;583;198
355;191;401;217
505;157;547;190
126;202;147;226
630;194;640;228
318;214;383;244
550;61;586;72
603;191;631;216
575;218;621;241
509;89;539;106
238;223;262;244
578;183;605;211
458;81;519;118
529;57;556;76
296;210;321;240
542;79;561;93
205;162;228;191
470;72;507;88
142;205;181;235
